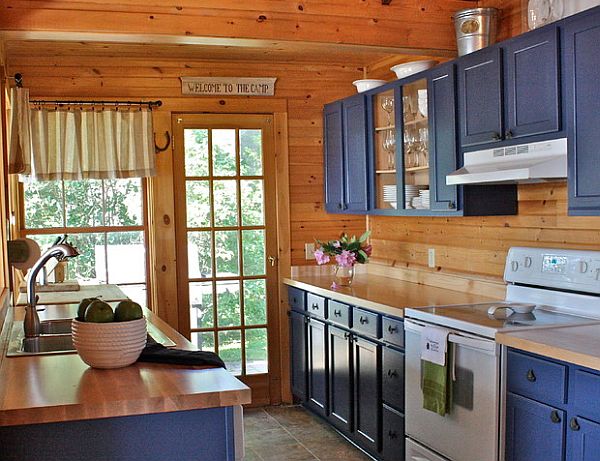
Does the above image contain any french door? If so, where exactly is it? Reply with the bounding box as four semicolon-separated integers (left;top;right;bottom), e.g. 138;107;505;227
173;114;279;404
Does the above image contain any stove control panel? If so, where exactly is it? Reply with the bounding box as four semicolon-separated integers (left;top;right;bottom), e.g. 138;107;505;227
505;247;600;294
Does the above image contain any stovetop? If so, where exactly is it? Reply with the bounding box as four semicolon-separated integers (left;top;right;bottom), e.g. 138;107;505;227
405;301;600;339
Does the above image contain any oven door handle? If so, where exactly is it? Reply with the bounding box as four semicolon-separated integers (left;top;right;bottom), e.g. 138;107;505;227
405;319;498;355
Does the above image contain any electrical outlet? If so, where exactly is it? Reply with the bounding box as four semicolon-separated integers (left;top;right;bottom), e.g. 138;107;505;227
428;248;436;268
305;243;316;260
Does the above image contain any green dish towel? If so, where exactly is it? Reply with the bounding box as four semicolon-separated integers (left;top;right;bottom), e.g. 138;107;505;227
421;344;453;416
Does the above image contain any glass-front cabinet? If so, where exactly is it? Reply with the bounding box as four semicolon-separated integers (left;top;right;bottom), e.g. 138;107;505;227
370;77;431;213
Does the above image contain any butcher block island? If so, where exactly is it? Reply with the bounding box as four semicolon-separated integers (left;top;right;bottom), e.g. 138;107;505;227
0;288;250;461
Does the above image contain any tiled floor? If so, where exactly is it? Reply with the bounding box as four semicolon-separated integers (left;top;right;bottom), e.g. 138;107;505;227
243;405;373;461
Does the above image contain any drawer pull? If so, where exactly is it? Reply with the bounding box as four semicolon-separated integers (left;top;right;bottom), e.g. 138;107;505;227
334;309;342;317
387;324;398;333
311;303;319;310
359;316;369;325
387;369;398;378
550;410;561;424
526;369;536;382
570;418;580;431
344;332;351;340
388;430;398;439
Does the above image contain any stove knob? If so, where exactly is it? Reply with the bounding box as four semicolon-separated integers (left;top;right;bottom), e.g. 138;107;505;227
596;268;600;281
580;261;589;273
524;257;532;268
511;261;519;272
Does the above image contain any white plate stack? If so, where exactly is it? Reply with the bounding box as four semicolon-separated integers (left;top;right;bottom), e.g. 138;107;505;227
419;189;430;209
383;185;397;209
405;185;427;209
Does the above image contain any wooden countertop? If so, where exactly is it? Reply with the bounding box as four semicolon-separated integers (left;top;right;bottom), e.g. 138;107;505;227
283;266;496;317
0;299;251;427
16;283;128;306
497;323;600;372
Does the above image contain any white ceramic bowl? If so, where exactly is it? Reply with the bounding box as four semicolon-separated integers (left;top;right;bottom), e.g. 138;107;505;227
352;79;387;93
72;318;147;369
390;60;438;79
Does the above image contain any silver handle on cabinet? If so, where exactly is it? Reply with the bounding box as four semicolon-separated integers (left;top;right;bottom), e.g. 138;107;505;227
550;410;561;424
359;316;368;325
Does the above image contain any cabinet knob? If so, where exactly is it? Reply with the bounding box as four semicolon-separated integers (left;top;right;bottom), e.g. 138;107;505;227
388;430;398;439
387;369;398;378
359;316;368;325
311;303;319;310
344;332;351;340
343;203;348;210
526;369;536;382
505;130;513;139
492;132;502;141
448;201;456;209
337;203;343;209
334;309;342;317
387;324;398;333
550;410;561;424
570;417;580;431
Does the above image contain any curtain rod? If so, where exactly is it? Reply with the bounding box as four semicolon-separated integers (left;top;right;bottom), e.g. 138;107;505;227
29;99;162;108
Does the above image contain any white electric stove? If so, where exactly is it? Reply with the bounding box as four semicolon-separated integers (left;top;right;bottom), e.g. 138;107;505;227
403;247;600;461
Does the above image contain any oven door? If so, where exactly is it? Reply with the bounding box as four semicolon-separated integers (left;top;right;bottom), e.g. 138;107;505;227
405;319;501;461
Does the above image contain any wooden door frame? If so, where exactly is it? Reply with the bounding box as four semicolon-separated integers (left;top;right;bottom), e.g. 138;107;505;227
163;102;291;405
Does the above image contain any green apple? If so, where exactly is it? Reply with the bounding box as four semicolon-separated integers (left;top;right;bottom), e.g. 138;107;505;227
84;300;114;323
114;300;143;322
77;297;99;321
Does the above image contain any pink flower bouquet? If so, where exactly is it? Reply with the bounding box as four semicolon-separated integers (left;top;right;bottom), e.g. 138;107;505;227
314;231;372;267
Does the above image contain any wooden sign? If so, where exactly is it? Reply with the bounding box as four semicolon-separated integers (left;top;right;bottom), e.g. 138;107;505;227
181;77;277;96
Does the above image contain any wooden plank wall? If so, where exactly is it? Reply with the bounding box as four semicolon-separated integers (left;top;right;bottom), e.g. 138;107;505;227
367;1;600;282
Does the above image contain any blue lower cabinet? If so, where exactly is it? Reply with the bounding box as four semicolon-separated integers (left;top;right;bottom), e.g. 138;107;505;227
381;404;405;461
382;346;404;412
505;392;566;461
307;317;328;416
353;336;381;454
567;416;600;461
290;311;308;402
328;325;353;433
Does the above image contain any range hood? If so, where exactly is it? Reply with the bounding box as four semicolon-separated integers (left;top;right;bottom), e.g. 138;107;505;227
446;138;567;185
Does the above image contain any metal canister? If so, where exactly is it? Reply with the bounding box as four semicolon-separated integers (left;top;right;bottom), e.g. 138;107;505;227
453;7;499;56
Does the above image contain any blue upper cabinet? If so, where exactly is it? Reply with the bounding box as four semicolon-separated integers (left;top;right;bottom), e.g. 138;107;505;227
458;47;504;147
323;96;368;214
564;7;600;215
504;26;561;140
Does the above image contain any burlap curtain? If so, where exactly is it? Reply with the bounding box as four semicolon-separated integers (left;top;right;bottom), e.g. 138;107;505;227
9;90;156;180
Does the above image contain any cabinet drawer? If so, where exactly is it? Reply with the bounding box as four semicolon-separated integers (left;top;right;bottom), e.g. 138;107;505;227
571;367;600;422
382;347;404;411
382;404;405;461
307;293;327;319
288;287;306;313
382;317;404;348
507;350;567;406
328;300;351;328
352;307;381;339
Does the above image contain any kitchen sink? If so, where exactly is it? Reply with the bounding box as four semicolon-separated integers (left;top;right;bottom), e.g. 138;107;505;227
21;334;76;354
40;318;73;334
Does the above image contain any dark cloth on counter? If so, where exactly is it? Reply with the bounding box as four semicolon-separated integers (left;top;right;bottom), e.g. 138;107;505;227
137;336;226;369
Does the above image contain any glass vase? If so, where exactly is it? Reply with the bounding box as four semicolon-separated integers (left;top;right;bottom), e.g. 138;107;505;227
334;264;355;286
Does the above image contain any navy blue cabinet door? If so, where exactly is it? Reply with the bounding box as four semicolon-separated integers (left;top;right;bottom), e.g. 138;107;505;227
324;102;345;213
564;9;600;215
428;63;459;211
343;95;369;212
328;325;353;433
458;47;504;147
307;318;328;417
568;416;600;461
505;392;566;461
353;336;381;454
504;26;560;139
382;346;404;412
290;311;307;402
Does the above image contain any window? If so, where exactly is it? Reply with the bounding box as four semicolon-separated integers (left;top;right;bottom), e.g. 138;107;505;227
21;178;148;305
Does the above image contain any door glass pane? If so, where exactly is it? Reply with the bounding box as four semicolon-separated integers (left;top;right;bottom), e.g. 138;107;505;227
373;89;398;210
215;230;239;276
212;129;237;177
64;180;103;227
184;129;209;177
105;231;145;284
241;180;264;226
187;231;212;278
213;180;238;227
186;180;211;227
119;284;147;306
246;328;268;375
219;330;242;375
190;282;213;329
66;233;106;282
216;280;241;327
244;279;267;325
240;129;262;176
24;180;64;228
403;78;430;210
26;234;62;253
242;230;265;276
103;179;143;226
192;331;215;352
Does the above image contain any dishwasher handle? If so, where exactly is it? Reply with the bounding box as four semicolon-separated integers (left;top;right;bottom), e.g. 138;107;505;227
405;319;498;355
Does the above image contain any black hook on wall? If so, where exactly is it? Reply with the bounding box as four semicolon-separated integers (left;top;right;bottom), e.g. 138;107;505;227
154;131;171;154
14;73;23;88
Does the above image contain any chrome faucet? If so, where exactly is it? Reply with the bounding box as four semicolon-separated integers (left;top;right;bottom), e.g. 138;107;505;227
24;238;79;338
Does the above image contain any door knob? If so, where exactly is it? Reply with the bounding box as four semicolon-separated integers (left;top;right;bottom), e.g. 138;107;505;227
268;256;277;267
